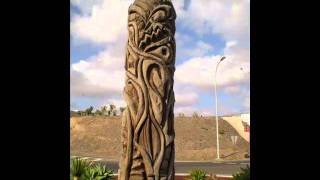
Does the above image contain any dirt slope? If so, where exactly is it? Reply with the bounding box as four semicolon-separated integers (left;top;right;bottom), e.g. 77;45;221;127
71;116;249;161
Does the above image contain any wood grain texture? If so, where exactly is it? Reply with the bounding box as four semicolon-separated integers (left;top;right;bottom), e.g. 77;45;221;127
119;0;176;180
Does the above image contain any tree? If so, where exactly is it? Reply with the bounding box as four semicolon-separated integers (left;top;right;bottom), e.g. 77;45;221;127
109;104;116;116
192;112;199;118
101;106;108;116
95;109;102;116
120;107;126;115
178;113;185;117
120;107;126;112
85;106;94;116
113;109;118;116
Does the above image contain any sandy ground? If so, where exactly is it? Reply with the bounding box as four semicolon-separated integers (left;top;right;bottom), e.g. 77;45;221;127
71;116;249;161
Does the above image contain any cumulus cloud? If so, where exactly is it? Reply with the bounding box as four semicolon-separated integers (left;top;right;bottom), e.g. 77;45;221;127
71;0;131;44
243;95;250;111
71;49;125;98
224;85;241;94
71;0;104;15
178;40;214;58
70;0;250;114
175;91;199;107
176;0;250;46
175;106;197;116
175;51;249;90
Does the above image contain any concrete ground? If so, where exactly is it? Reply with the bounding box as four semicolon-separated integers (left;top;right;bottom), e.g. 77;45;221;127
71;156;249;175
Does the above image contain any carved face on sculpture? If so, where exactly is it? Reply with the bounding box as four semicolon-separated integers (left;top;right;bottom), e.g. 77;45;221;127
120;1;176;179
127;0;176;65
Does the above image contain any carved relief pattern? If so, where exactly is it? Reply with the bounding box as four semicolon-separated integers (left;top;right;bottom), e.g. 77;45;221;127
119;0;176;180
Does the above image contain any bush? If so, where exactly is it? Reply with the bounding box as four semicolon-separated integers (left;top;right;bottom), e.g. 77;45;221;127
190;169;207;180
232;165;250;180
83;164;113;180
70;158;113;180
70;158;91;180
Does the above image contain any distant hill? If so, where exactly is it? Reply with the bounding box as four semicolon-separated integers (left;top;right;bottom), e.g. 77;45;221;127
71;116;249;161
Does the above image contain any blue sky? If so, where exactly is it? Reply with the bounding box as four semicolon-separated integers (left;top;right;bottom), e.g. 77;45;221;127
70;0;250;116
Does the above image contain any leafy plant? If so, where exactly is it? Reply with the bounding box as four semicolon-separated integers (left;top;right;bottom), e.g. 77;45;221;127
83;164;113;180
70;158;91;180
233;165;250;180
85;106;94;116
190;169;207;180
93;164;113;180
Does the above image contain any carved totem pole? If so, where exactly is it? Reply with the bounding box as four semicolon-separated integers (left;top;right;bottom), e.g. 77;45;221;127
119;0;176;180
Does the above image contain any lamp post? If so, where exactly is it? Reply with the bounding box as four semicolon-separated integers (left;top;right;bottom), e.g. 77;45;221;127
215;56;226;160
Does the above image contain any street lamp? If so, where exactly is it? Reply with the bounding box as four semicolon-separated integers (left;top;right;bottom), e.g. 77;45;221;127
215;56;226;160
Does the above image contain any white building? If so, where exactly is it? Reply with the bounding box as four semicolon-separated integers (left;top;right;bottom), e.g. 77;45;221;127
240;113;250;126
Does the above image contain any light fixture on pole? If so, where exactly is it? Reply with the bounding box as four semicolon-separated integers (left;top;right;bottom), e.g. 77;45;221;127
214;56;226;160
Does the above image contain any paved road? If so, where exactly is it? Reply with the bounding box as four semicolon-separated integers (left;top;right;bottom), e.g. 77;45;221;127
71;156;249;175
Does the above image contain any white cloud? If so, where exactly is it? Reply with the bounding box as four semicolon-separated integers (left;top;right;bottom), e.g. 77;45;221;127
224;85;241;94
178;40;214;58
176;0;250;47
175;51;249;90
71;0;104;15
243;95;250;110
70;0;250;114
175;91;199;107
102;98;126;108
71;0;131;44
71;49;125;98
226;41;237;49
175;106;197;116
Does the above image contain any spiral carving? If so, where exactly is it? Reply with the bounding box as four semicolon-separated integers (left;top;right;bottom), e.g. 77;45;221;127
119;1;176;180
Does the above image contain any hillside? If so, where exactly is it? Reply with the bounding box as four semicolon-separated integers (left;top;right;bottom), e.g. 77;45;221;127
71;116;249;161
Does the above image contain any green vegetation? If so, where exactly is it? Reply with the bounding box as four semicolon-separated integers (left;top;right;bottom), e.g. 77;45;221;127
83;164;113;180
85;106;94;116
232;165;250;180
70;158;113;180
95;110;102;116
190;169;207;180
119;107;126;114
71;104;127;117
71;158;91;180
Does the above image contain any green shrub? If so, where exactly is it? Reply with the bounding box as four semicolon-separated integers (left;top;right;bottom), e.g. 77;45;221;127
70;158;91;179
190;169;207;180
83;164;113;180
71;158;113;180
233;165;250;180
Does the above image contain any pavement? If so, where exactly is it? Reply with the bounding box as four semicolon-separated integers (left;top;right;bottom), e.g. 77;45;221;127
71;156;250;175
